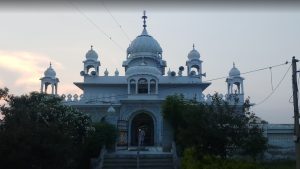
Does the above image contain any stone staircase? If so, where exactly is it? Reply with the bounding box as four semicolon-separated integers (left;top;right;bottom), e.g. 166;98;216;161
102;153;174;169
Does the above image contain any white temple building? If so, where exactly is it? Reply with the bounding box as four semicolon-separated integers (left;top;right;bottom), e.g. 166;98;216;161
39;11;245;149
40;12;294;158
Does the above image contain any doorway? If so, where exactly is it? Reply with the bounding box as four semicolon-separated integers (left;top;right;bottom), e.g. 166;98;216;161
131;113;154;146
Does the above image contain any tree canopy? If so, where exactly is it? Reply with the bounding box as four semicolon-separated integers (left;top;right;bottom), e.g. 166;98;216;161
0;89;93;169
162;93;267;161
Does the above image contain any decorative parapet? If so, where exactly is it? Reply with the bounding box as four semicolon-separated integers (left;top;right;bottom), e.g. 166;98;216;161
60;92;243;106
60;93;119;105
195;93;244;106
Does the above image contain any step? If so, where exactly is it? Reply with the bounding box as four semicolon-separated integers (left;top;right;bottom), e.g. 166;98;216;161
102;153;174;169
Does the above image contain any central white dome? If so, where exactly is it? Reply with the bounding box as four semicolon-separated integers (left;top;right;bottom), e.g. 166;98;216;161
127;28;162;55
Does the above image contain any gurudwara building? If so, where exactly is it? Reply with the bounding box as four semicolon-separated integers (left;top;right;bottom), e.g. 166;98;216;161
40;12;294;159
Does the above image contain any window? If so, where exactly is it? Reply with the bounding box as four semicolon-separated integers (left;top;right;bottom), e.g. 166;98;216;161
138;78;148;94
150;79;156;94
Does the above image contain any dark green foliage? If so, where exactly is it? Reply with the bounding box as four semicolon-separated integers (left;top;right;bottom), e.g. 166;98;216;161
0;90;92;169
241;125;268;161
162;94;186;135
162;93;267;160
0;87;8;100
84;122;118;158
262;160;295;169
182;147;265;169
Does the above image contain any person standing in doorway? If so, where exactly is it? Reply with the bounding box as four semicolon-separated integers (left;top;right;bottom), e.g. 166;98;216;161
138;128;145;146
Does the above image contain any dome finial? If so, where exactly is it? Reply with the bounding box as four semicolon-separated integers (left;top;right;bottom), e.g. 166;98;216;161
91;45;93;50
142;10;147;28
50;62;52;67
193;43;195;50
233;62;235;68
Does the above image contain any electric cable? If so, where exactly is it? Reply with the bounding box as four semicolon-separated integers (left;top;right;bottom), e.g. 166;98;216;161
254;63;292;106
68;1;124;51
101;2;132;42
206;61;289;82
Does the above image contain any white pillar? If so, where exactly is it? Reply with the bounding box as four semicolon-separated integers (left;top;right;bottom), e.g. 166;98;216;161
41;83;44;93
135;81;138;94
128;82;130;94
148;81;150;94
45;84;48;93
51;84;54;94
241;83;244;94
55;84;58;95
155;82;158;94
227;84;230;94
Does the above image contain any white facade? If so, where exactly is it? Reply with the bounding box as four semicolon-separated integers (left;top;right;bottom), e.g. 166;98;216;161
41;12;246;149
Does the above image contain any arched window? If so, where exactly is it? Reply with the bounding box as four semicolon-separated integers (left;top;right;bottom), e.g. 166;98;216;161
150;79;156;94
233;82;241;94
190;67;198;76
138;78;148;94
130;79;136;94
86;65;96;75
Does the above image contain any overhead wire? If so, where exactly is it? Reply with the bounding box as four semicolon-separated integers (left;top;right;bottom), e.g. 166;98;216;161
206;61;289;82
59;3;293;106
68;1;124;51
254;63;292;106
65;61;291;105
100;2;132;42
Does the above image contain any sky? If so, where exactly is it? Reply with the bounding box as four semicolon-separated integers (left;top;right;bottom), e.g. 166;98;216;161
0;1;299;123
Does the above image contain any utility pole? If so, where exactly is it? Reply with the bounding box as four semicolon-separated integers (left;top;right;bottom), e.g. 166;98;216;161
292;56;300;169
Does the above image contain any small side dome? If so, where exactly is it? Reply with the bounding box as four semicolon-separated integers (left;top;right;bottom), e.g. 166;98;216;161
229;63;241;77
85;45;98;61
188;44;200;60
44;63;56;78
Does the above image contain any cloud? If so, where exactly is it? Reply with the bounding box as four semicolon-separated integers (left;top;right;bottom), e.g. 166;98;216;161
0;50;63;93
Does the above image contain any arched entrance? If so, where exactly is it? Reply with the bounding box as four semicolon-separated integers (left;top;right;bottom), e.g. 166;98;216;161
131;113;154;146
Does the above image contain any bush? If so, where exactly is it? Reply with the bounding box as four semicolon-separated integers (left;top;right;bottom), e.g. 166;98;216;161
182;147;265;169
162;93;267;159
84;122;118;158
0;91;92;169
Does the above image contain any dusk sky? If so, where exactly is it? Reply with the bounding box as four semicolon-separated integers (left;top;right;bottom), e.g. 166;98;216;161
0;1;299;123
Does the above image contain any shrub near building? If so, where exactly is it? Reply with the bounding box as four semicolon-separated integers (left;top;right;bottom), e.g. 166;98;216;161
162;93;267;168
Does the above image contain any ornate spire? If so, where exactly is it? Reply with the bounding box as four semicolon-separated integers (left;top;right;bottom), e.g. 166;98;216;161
142;10;147;28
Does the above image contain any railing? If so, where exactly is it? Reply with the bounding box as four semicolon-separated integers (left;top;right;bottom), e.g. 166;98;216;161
59;93;243;106
172;141;179;169
90;145;106;169
60;94;118;103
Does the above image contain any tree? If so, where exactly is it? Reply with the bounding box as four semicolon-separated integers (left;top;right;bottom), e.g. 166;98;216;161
84;122;118;158
241;97;268;161
0;88;92;169
162;93;267;160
